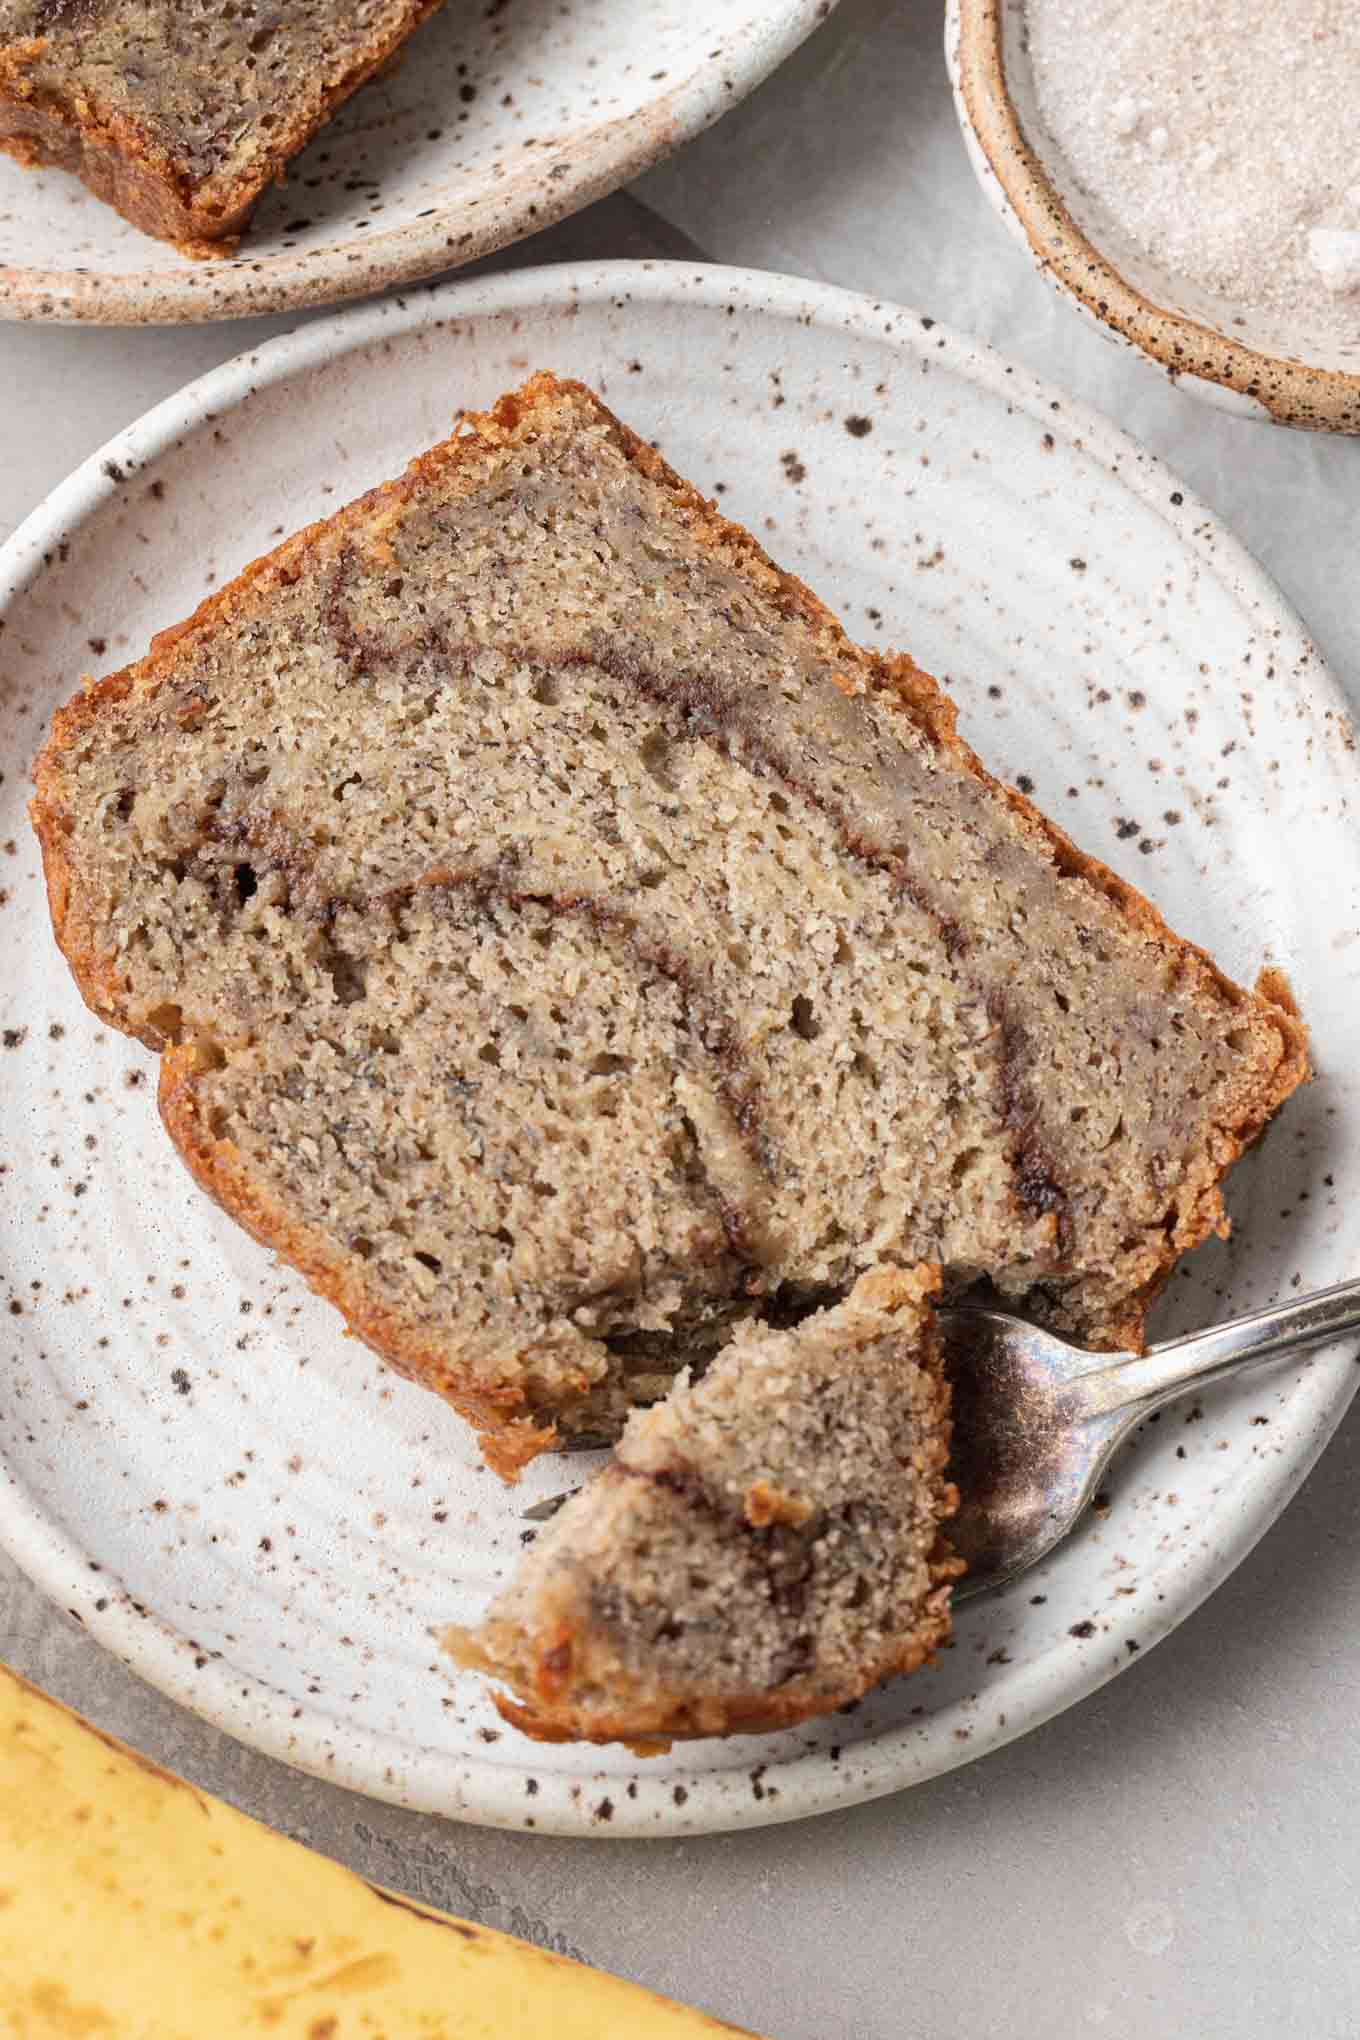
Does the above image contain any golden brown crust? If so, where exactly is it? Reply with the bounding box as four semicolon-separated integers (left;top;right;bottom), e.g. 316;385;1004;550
0;64;243;254
31;371;1310;1483
463;1558;963;1751
0;5;446;253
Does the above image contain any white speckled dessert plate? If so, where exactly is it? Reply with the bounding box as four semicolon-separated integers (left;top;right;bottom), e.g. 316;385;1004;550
0;0;834;324
1;264;1357;1837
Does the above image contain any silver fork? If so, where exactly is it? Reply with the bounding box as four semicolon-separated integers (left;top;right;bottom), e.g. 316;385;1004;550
942;1279;1360;1598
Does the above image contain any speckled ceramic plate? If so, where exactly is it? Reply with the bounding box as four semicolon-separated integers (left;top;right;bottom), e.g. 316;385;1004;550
1;263;1357;1837
0;1;834;324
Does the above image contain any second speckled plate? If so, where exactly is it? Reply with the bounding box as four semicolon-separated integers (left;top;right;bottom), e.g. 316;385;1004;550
0;0;833;323
1;263;1357;1835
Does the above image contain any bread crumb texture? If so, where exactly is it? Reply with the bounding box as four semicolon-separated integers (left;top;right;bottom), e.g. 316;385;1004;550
31;373;1307;1485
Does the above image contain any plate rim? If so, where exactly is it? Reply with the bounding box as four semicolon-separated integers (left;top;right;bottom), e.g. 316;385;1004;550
0;0;834;326
2;257;1356;1837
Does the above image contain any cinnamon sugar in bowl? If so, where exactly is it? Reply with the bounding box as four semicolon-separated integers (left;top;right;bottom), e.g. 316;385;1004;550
948;0;1360;431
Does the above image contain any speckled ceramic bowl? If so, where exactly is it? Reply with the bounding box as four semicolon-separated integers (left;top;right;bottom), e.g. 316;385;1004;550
1;263;1358;1837
0;0;835;324
948;0;1360;432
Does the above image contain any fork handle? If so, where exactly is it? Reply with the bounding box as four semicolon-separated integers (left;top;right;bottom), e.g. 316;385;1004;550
1077;1277;1360;1420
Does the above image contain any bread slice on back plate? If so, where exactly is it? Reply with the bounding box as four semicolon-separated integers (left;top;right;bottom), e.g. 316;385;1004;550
0;0;446;253
31;372;1308;1479
446;1264;961;1746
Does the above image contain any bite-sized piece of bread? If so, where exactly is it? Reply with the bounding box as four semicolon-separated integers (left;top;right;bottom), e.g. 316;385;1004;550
0;0;445;254
30;373;1308;1477
447;1266;960;1745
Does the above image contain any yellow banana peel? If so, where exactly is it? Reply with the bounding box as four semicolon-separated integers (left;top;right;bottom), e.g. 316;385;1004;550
0;1663;759;2037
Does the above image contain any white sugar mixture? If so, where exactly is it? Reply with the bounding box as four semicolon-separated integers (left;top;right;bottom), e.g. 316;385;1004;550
1026;0;1360;358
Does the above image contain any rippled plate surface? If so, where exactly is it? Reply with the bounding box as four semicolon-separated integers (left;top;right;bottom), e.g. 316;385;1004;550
1;264;1357;1836
0;0;832;323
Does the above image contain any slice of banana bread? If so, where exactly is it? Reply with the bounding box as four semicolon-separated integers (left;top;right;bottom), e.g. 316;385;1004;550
30;373;1308;1476
447;1266;960;1745
0;0;446;253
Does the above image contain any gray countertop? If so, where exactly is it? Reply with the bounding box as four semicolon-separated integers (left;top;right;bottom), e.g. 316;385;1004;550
4;4;1359;2034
